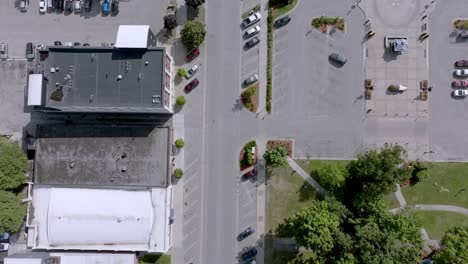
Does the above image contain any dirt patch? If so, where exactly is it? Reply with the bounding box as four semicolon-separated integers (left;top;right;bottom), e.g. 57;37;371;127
266;140;293;157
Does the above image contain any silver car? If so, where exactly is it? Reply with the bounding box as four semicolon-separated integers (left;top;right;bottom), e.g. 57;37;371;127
454;69;468;77
244;74;258;85
243;12;261;27
186;64;199;79
0;43;8;60
453;89;468;97
245;26;260;38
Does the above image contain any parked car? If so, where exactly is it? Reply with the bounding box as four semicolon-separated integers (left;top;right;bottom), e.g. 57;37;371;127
74;0;81;12
0;43;8;60
242;169;257;180
274;15;291;28
56;0;64;11
387;84;407;92
455;60;468;67
329;52;347;65
454;69;468;77
245;37;260;48
0;243;8;252
238;226;255;241
185;78;199;92
245;26;260;38
460;31;468;38
102;0;110;14
83;43;90;46
453;89;468;97
241;247;257;262
0;233;9;242
54;40;62;46
452;80;468;87
243;12;261;27
65;0;72;12
84;0;92;11
244;74;258;85
186;64;199;79
111;0;119;14
73;42;81;46
20;0;28;11
39;0;47;13
186;48;200;62
26;42;35;60
47;0;54;9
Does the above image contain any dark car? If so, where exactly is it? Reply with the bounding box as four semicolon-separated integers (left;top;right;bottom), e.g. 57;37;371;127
329;52;347;65
55;0;64;11
242;169;257;180
83;43;90;46
73;42;81;46
111;0;119;14
245;37;260;48
455;59;468;67
65;0;72;12
84;0;92;11
0;233;10;243
54;41;62;46
184;78;199;92
26;42;35;60
186;48;200;62
241;247;257;262
238;226;255;241
274;15;291;28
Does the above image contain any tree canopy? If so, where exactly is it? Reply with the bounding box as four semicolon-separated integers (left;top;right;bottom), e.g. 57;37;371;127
185;0;205;8
312;163;345;195
0;190;27;233
181;21;206;49
0;138;28;190
163;14;177;30
263;146;288;168
433;226;468;264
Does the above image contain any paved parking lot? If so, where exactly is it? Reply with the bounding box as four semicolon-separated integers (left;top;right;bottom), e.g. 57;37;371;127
428;0;468;160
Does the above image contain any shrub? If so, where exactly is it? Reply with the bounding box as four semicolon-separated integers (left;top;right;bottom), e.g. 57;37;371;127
247;85;256;96
173;168;184;179
408;161;429;185
176;96;186;106
177;68;186;77
263;146;288;168
175;139;185;149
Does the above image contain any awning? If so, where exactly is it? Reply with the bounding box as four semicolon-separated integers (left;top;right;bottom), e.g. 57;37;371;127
28;74;43;106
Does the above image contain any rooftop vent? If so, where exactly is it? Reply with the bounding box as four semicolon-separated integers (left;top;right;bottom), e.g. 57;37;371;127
89;94;94;102
152;95;161;104
117;75;123;80
145;61;149;66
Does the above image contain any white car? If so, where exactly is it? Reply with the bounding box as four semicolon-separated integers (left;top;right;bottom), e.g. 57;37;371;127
454;69;468;77
74;0;82;12
243;12;261;27
453;89;468;97
245;26;260;38
47;0;53;9
39;0;46;13
20;0;28;11
186;64;199;79
0;43;8;60
0;243;9;252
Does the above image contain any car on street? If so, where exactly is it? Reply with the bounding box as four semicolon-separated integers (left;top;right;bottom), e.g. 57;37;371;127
274;15;291;28
243;12;261;27
111;0;119;14
244;74;258;85
241;247;257;262
39;0;47;13
26;42;35;60
242;169;257;180
186;48;200;62
0;243;9;252
0;43;8;60
74;0;81;12
453;89;468;97
245;37;260;48
245;26;260;38
20;0;28;11
84;0;92;11
0;233;9;242
102;0;110;14
454;69;468;77
238;226;255;241
455;60;468;67
184;78;199;92
329;52;347;65
186;64;199;79
452;80;468;87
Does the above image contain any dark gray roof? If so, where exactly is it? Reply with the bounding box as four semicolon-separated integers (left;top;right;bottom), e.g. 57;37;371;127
34;125;170;187
40;47;170;113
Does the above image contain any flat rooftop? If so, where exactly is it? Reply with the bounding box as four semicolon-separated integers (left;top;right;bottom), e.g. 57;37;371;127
34;125;170;187
39;47;169;113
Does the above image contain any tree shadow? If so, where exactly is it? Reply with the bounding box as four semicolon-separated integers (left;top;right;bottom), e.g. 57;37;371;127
297;180;317;201
187;5;199;20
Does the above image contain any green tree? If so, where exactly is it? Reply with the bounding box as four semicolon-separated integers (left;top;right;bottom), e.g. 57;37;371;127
0;139;28;190
185;0;205;8
164;14;177;30
175;139;185;149
270;0;293;7
173;168;184;179
312;163;345;195
433;226;468;264
181;21;206;49
263;146;288;168
177;68;186;78
176;96;186;106
0;190;27;233
408;160;429;185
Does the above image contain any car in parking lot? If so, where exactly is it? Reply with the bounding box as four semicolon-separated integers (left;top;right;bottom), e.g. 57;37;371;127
186;64;199;79
274;15;291;28
54;41;62;46
455;60;468;67
241;247;257;262
0;43;8;60
244;74;258;85
242;169;257;180
245;26;260;38
102;0;110;14
65;0;73;12
0;233;9;243
84;0;92;11
452;80;468;87
186;48;200;62
245;37;260;48
184;78;199;92
0;243;8;252
329;52;347;65
453;89;468;97
39;0;47;13
238;226;255;241
26;42;35;60
47;0;54;10
56;0;64;11
74;0;81;12
243;12;261;27
454;69;468;77
111;0;119;14
20;0;28;11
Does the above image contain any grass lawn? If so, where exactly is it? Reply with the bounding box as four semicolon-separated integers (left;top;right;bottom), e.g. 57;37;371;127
402;162;468;208
139;254;171;264
383;193;401;209
410;210;468;240
295;159;349;175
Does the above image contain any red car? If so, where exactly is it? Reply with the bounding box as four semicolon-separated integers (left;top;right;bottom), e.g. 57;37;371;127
455;60;468;67
452;80;468;87
242;169;257;180
184;78;199;92
185;48;200;62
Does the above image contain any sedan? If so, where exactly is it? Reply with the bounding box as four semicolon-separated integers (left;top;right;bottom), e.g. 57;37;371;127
65;0;72;12
26;42;35;60
184;78;199;92
39;0;47;13
186;64;199;79
242;169;257;180
245;26;260;38
245;37;260;48
20;0;28;11
0;43;8;60
329;52;347;65
243;12;261;27
274;15;291;28
74;0;81;12
453;89;468;97
238;226;255;241
452;80;468;87
54;41;62;46
455;60;468;67
244;74;258;85
0;243;8;252
84;0;92;11
186;48;200;62
111;0;119;14
56;0;64;11
454;69;468;77
0;233;9;242
102;0;110;14
241;247;257;262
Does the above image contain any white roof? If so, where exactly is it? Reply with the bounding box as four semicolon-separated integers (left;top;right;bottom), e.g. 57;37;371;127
115;25;150;48
5;259;42;264
27;74;43;106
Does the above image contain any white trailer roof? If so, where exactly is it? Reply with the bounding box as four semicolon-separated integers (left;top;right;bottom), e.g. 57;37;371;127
115;25;150;48
27;74;43;106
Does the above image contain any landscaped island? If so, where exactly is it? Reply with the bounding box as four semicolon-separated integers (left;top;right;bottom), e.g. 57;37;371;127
311;16;345;33
454;19;468;30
